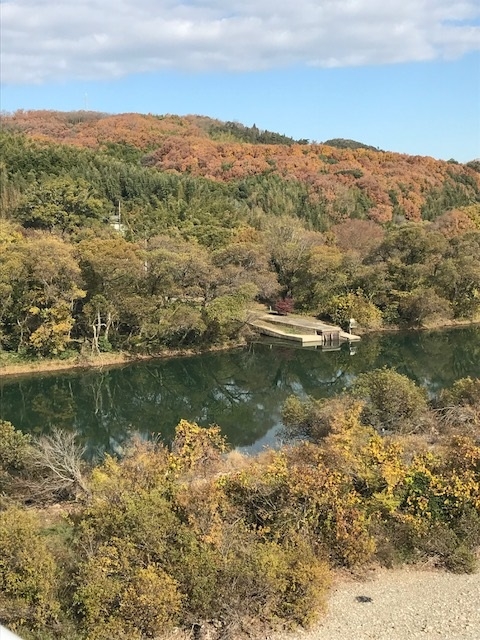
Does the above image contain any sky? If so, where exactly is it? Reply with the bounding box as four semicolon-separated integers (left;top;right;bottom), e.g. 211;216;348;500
1;0;479;162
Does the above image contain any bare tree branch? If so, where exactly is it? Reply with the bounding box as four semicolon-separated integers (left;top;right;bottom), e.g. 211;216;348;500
27;429;89;500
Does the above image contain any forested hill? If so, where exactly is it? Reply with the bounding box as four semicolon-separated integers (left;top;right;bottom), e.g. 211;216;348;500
1;109;480;360
2;109;480;224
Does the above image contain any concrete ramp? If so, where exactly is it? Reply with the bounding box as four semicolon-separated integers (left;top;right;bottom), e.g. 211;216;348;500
248;314;360;347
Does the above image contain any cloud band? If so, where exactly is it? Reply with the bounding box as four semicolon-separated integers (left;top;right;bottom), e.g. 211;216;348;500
1;0;479;84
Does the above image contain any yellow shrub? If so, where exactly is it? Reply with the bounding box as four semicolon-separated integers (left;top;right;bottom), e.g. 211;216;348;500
0;508;60;630
75;540;183;638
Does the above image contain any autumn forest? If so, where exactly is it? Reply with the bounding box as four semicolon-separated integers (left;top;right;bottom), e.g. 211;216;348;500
1;111;480;640
1;110;480;361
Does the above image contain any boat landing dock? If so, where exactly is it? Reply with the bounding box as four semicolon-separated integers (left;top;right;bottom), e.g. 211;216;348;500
248;313;360;347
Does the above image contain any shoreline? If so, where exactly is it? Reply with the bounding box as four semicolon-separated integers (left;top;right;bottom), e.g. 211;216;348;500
0;342;246;380
1;317;479;380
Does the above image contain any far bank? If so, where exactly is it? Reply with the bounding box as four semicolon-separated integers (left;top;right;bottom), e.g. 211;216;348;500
2;314;480;381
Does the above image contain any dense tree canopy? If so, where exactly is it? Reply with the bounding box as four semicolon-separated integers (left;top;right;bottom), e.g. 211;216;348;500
0;111;480;359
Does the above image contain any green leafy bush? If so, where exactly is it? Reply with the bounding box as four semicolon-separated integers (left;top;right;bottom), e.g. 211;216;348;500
440;376;480;407
75;541;183;639
352;368;432;433
0;420;32;494
0;508;60;630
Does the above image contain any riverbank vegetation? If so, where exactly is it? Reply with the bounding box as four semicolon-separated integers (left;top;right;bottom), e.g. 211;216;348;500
1;371;479;639
1;111;480;368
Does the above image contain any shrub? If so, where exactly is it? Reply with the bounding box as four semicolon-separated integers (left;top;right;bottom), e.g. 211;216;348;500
74;439;219;634
222;445;375;568
0;421;32;471
75;542;183;639
5;409;480;639
0;508;60;630
28;429;89;501
440;376;480;407
444;545;478;574
397;288;452;327
89;437;171;497
281;395;332;442
282;395;364;443
325;292;383;329
274;297;294;315
0;421;32;496
383;520;478;573
352;368;432;434
216;532;330;629
171;420;228;477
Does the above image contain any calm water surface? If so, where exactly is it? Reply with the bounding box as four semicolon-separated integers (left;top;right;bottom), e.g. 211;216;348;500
1;326;480;456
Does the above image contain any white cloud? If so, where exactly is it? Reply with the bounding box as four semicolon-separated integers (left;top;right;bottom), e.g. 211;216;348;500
1;0;479;84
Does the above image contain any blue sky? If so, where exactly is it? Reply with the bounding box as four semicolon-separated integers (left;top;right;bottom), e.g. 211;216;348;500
1;1;479;162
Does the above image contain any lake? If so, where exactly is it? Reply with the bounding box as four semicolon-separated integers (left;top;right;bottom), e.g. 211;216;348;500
1;325;480;457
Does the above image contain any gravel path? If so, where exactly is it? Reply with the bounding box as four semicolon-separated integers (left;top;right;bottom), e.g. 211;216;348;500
272;568;480;640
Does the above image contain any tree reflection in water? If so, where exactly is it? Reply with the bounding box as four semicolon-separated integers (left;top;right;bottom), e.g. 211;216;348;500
1;326;480;457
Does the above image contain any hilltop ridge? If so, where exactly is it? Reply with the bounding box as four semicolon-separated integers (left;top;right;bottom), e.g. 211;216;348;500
2;109;479;225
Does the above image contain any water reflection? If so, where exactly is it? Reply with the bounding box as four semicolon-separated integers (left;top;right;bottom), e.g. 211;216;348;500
1;326;480;456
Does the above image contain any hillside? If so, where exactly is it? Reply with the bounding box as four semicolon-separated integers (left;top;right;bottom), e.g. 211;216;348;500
2;110;480;224
1;109;480;363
